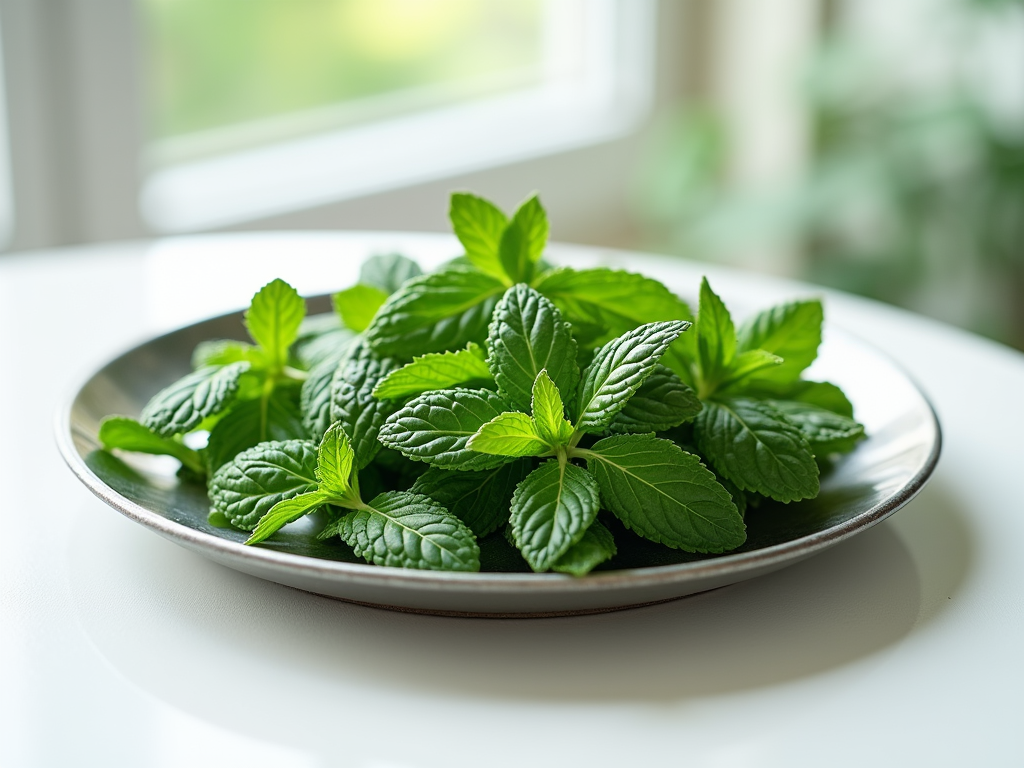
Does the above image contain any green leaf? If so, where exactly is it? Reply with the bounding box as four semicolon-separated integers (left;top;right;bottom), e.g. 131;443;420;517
696;397;819;503
737;299;823;383
300;347;353;441
531;370;574;445
140;362;249;437
204;388;306;472
98;416;204;475
486;284;578;412
743;379;854;418
498;194;548;282
584;434;746;552
575;321;690;433
245;279;306;370
209;439;319;530
293;314;358;369
338;491;480;571
377;388;515;470
607;364;701;434
409;461;529;537
245;491;330;546
371;343;492;400
364;265;507;357
696;277;737;390
359;253;423;295
718;349;783;393
552;520;617;576
191;340;265;370
329;342;401;469
333;284;389;332
315;422;355;498
508;460;601;572
468;412;549;457
769;400;865;455
532;267;693;345
449;193;509;280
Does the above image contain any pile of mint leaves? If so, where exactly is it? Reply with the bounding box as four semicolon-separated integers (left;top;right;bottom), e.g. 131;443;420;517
98;192;864;576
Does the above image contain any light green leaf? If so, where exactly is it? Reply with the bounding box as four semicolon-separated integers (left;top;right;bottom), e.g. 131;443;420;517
191;340;266;370
359;253;423;295
449;193;509;280
372;343;492;400
718;349;783;393
532;267;693;345
608;364;702;434
584;434;746;552
409;461;529;537
364;265;507;357
338;491;480;571
204;388;306;472
377;388;515;470
468;412;549;457
246;491;330;546
140;362;249;437
329;342;401;469
769;400;865;455
486;284;578;412
245;279;306;369
696;397;819;503
696;277;737;390
575;321;691;433
209;439;319;530
499;194;548;282
737;299;823;383
316;422;355;498
552;521;617;577
98;416;204;475
509;460;601;572
531;370;574;445
333;284;389;332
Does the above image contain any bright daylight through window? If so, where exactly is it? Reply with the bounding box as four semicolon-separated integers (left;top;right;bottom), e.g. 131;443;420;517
139;0;654;232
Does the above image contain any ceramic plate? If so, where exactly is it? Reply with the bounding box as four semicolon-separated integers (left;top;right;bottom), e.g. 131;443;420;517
57;296;940;616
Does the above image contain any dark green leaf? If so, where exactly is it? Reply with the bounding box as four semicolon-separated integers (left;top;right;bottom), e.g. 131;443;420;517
769;400;865;455
338;491;480;571
743;379;854;418
359;253;423;294
205;387;306;472
607;364;701;434
330;342;401;469
584;434;745;552
508;460;601;572
409;461;529;537
140;362;248;437
696;277;737;389
301;346;354;441
551;520;616;576
293;314;358;369
696;398;819;502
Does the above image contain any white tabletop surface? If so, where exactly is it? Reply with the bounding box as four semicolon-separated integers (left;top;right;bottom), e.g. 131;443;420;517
2;232;1022;767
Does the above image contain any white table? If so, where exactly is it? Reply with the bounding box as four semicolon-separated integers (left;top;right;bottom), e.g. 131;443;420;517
3;233;1021;767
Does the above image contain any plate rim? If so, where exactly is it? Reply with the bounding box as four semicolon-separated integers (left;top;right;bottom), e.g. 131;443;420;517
56;302;943;597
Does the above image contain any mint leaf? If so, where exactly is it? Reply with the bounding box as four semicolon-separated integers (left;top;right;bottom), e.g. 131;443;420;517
743;379;854;418
245;279;306;370
696;397;819;502
372;343;492;400
359;253;423;295
301;348;353;441
575;321;690;433
246;491;329;546
531;370;574;445
330;343;401;469
204;388;305;472
509;460;601;572
608;364;701;434
140;362;249;437
583;434;745;552
333;284;389;332
487;284;578;412
695;277;736;391
209;439;319;529
769;400;865;455
718;349;783;393
498;194;548;282
338;491;480;571
294;314;358;369
410;461;529;536
315;422;355;497
449;193;509;280
737;299;823;383
364;265;506;357
191;340;265;370
468;411;549;457
378;388;515;470
552;520;616;576
98;416;204;475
